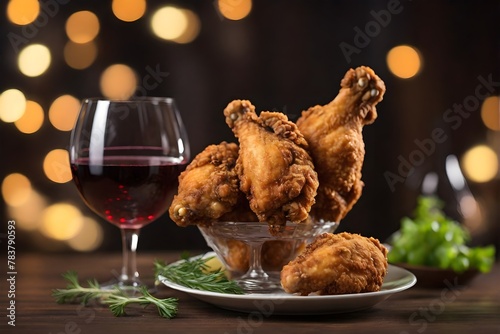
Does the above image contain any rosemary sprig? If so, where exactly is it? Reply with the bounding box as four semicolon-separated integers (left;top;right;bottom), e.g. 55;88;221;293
155;254;244;295
105;286;178;319
52;271;178;319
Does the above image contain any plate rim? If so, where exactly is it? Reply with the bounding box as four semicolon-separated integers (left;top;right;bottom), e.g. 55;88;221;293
158;252;417;301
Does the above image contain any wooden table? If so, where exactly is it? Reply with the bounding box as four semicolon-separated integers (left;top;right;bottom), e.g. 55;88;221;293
2;252;499;334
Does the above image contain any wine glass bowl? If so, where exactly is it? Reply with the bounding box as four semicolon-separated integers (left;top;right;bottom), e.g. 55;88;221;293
69;97;190;290
198;220;338;293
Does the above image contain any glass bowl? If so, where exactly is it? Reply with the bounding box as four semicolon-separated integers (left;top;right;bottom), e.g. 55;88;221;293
198;220;338;293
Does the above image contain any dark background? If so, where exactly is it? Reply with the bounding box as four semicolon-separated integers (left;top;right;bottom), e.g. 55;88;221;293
1;0;499;254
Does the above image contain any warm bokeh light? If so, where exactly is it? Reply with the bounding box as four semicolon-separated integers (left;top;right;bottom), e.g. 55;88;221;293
462;145;498;183
217;0;252;20
151;6;188;41
66;11;100;44
7;190;46;231
173;9;201;44
100;64;137;99
18;44;51;77
386;45;422;79
43;149;72;184
7;0;40;25
14;100;44;134
1;173;32;207
480;96;500;131
112;0;147;22
67;217;104;252
48;94;80;131
64;41;98;70
40;203;83;241
0;88;26;123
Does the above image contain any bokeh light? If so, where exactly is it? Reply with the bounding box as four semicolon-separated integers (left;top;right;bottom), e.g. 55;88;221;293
1;173;32;207
462;145;498;183
43;149;72;184
40;203;84;241
100;64;137;99
14;100;44;134
386;45;422;79
67;217;104;252
7;0;40;25
217;0;252;20
48;94;80;131
0;89;26;123
66;11;100;44
64;41;98;70
172;9;201;44
18;44;52;77
480;96;500;131
7;190;46;231
112;0;147;22
151;6;188;41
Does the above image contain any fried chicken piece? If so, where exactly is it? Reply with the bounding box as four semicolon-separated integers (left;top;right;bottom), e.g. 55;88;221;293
169;142;244;226
296;66;386;222
280;232;388;295
224;100;318;232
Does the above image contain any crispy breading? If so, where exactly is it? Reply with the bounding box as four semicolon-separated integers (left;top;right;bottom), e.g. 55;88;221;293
281;232;388;295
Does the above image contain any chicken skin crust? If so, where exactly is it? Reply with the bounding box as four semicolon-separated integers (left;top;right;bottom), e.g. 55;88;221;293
224;100;318;232
296;66;386;223
280;232;388;295
169;142;243;226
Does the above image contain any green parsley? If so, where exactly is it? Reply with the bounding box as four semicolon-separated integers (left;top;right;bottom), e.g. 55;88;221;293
388;195;496;273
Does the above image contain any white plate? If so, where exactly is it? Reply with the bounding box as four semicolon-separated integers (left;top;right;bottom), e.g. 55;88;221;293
158;253;417;315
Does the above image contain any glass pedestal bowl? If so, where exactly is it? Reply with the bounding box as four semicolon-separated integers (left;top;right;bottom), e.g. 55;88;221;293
198;220;338;293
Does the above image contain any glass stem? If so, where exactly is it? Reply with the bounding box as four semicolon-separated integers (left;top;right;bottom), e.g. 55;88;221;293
245;241;268;279
120;228;141;287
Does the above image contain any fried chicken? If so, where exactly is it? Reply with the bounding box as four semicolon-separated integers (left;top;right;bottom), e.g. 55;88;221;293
169;142;248;226
280;232;388;295
224;100;318;232
296;66;386;223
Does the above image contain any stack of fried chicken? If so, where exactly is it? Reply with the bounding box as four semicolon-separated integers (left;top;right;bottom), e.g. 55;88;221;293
169;66;388;295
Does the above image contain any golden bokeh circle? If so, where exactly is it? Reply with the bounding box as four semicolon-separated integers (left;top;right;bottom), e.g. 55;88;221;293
48;95;81;131
100;64;137;99
64;41;98;70
480;96;500;131
112;0;147;22
40;203;83;240
7;0;40;25
462;145;498;183
66;11;100;44
43;149;72;184
18;44;52;77
217;0;252;20
386;45;422;79
15;100;44;134
151;6;188;41
0;89;26;123
1;173;32;207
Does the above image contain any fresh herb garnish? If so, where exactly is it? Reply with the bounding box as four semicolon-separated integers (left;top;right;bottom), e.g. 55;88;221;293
155;254;244;295
388;195;496;273
52;271;178;319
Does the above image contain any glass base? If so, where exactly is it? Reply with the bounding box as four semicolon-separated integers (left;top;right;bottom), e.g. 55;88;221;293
236;272;283;293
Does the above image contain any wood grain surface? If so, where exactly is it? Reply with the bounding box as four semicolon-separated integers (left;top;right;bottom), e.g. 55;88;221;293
1;252;499;334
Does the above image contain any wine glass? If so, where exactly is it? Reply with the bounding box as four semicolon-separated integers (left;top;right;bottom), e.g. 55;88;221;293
69;97;190;291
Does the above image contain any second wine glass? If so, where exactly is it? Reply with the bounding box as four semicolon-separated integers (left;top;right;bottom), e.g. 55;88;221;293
69;97;190;290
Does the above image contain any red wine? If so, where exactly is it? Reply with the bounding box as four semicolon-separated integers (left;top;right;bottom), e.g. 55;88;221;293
71;158;185;229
